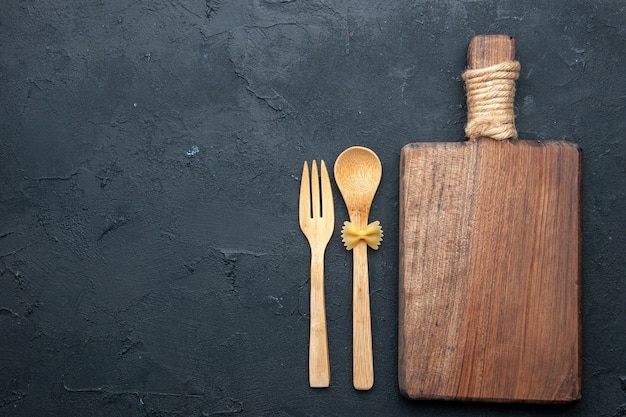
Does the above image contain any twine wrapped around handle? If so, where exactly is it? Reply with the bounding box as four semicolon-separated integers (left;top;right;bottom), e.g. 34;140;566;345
462;60;520;141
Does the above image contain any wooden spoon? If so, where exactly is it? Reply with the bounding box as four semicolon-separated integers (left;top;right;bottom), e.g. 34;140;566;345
334;146;382;390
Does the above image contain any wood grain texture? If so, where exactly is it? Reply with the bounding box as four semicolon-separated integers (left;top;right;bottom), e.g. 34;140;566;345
399;140;582;403
398;36;582;403
467;35;515;69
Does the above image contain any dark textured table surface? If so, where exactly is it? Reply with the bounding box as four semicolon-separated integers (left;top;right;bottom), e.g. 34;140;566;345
1;1;624;416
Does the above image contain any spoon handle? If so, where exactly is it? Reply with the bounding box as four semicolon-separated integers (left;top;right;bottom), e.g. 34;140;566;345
353;240;374;390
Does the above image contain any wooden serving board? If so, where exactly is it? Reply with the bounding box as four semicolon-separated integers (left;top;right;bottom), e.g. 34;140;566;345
398;36;582;403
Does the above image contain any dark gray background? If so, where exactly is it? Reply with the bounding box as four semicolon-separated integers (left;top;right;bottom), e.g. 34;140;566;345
1;1;624;416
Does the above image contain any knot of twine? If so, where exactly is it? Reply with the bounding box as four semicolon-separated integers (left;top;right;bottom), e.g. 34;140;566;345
462;60;520;141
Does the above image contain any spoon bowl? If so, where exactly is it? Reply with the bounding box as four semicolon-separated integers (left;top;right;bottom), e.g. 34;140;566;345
334;147;382;224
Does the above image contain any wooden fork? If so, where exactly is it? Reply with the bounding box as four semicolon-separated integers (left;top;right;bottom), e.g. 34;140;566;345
299;160;334;388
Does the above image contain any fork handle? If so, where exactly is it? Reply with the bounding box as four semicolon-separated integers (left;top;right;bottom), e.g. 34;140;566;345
309;249;330;388
353;240;374;390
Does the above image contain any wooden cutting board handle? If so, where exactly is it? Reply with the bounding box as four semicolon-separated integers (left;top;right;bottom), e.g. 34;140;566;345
464;35;519;141
467;35;515;69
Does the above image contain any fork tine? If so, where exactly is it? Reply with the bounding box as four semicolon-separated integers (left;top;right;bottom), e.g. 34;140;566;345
320;160;334;220
299;161;310;227
311;160;321;218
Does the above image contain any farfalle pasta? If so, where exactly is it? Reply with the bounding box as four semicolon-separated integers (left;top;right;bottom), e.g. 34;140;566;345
341;220;383;250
